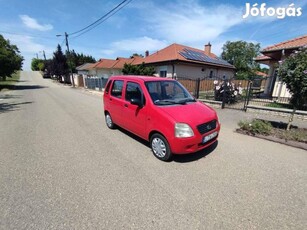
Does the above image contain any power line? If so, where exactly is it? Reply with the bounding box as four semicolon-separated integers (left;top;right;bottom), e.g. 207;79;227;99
68;0;132;37
70;0;132;40
0;30;56;40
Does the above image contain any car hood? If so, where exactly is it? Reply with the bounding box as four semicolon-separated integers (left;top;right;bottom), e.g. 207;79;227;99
158;102;217;124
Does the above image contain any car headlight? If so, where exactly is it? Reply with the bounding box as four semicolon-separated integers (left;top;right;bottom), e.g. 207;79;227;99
175;123;194;138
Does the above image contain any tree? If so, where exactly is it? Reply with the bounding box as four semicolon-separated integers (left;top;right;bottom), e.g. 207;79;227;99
31;58;45;71
221;41;260;80
65;49;96;73
0;34;24;80
122;63;155;76
51;44;69;81
130;53;144;58
278;47;307;129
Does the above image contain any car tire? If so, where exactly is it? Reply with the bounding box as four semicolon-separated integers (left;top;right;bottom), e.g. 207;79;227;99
150;133;172;161
105;112;115;129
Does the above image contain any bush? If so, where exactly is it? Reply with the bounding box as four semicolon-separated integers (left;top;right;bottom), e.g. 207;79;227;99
238;119;272;135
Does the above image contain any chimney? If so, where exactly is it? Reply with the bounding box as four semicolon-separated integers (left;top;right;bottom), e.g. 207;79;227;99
145;50;149;57
204;42;211;56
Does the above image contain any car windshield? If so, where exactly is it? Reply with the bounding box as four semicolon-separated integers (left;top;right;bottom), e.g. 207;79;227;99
145;80;196;105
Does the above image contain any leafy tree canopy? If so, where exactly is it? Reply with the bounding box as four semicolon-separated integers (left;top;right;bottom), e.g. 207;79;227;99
130;53;144;58
51;44;69;79
31;58;45;71
221;40;260;80
122;63;155;76
65;49;96;73
0;34;24;80
278;47;307;110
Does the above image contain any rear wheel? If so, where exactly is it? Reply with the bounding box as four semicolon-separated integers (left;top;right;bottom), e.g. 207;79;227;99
150;133;172;161
105;112;115;129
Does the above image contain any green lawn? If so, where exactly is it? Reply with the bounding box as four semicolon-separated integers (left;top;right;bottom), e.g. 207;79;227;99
265;101;293;109
0;72;20;91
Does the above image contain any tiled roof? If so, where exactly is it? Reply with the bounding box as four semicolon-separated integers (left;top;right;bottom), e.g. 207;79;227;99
255;71;268;77
76;63;95;70
262;35;307;52
93;58;118;69
133;43;234;68
254;55;272;61
91;56;144;70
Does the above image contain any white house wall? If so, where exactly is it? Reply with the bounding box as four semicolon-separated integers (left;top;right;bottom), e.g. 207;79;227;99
272;81;292;98
94;69;122;78
153;64;234;79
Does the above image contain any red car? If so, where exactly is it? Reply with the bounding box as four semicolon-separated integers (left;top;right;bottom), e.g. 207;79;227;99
103;75;220;161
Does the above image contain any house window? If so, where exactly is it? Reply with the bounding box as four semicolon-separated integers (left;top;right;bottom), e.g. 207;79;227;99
160;70;167;78
209;70;213;78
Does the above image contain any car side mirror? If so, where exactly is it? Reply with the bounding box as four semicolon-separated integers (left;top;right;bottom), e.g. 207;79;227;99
130;98;143;107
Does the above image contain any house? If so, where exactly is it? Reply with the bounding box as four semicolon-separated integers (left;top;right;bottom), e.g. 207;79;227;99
255;35;307;98
76;63;95;75
87;56;143;78
133;43;235;80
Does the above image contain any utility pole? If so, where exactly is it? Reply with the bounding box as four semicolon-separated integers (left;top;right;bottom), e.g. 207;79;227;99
43;50;46;61
65;32;75;88
56;32;75;87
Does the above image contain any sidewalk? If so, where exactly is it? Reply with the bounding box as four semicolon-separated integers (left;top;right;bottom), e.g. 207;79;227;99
216;108;307;131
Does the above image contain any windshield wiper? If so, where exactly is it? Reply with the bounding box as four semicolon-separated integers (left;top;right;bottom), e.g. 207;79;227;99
154;99;177;105
154;98;196;105
181;98;196;103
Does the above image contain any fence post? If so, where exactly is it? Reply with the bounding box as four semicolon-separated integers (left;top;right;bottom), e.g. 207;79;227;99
243;81;253;111
194;78;200;99
84;77;88;88
222;80;227;109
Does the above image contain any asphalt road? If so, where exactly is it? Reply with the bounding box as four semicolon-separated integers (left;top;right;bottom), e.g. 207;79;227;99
0;71;306;229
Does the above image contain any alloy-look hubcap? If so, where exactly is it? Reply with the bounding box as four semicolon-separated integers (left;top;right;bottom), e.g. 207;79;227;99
106;114;112;127
152;138;166;158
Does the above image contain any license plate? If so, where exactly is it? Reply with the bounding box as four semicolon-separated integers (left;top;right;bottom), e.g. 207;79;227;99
202;131;218;143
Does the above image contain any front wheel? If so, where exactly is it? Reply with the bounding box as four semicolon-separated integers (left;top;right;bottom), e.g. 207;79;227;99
150;133;172;161
105;112;115;129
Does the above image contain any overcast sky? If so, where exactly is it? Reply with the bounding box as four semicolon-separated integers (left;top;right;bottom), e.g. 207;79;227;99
1;0;307;70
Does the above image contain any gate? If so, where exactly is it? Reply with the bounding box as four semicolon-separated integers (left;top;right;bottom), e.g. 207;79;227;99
218;79;253;110
176;76;263;111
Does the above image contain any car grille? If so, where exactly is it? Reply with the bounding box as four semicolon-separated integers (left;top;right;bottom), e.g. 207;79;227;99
197;120;217;135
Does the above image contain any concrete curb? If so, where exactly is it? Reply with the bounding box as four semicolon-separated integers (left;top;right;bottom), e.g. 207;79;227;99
236;129;307;151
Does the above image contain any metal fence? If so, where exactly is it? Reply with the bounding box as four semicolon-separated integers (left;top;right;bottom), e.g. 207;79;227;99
84;76;108;91
175;76;304;111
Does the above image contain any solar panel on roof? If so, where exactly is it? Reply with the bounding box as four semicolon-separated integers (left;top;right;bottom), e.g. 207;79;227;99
179;48;232;67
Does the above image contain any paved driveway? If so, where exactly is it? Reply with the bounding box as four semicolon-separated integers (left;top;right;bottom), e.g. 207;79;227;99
0;72;306;229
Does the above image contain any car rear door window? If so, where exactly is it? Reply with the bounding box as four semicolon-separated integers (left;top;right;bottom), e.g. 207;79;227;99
105;80;112;94
111;80;124;98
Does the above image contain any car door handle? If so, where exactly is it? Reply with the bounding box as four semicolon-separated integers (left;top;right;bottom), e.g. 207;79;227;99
124;104;128;108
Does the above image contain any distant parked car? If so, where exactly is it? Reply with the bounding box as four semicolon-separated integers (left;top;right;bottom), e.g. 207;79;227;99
42;71;50;78
103;75;220;161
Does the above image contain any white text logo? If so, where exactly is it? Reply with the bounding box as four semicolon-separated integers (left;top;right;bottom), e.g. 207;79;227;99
243;3;302;19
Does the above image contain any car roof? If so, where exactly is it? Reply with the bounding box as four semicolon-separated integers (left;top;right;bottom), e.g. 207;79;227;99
108;75;175;82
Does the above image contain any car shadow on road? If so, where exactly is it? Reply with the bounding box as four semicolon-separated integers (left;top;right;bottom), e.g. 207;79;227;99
116;126;218;163
172;141;218;163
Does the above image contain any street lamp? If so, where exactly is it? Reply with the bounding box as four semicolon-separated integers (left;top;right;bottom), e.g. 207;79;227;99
56;32;75;87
